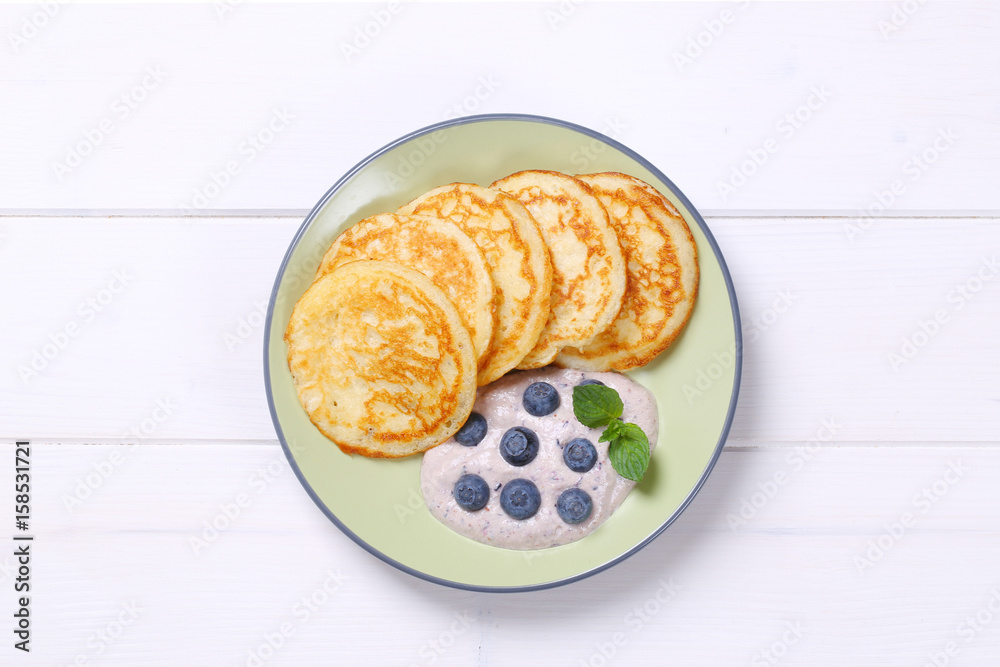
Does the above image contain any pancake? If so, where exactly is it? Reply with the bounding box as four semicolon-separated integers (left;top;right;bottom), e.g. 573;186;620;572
316;213;495;368
285;260;476;458
556;172;699;371
491;170;626;368
398;183;552;385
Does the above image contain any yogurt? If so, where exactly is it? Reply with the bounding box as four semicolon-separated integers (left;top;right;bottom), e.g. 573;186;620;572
420;367;658;550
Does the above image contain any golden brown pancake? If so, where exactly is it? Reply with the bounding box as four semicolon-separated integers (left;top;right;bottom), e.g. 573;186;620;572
491;170;626;368
285;260;476;458
398;183;552;385
316;213;495;369
556;172;699;371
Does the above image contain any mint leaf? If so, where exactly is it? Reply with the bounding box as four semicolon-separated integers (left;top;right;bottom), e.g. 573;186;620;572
571;383;651;482
598;418;623;443
606;422;650;482
572;384;624;428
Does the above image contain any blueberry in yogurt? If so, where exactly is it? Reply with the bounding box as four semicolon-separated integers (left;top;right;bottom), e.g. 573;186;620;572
499;426;539;466
556;488;593;524
454;412;487;447
420;368;659;550
522;381;560;416
562;438;598;473
577;379;605;387
453;474;490;511
500;478;541;520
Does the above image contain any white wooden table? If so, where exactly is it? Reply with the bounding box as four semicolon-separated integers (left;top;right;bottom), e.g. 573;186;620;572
2;2;999;664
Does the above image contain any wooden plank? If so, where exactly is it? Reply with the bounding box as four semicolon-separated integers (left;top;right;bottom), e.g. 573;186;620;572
1;216;997;443
1;2;997;214
5;443;999;664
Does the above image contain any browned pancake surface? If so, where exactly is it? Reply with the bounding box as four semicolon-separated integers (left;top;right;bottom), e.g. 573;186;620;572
557;172;699;371
285;260;476;457
399;183;552;384
317;213;495;369
491;170;626;368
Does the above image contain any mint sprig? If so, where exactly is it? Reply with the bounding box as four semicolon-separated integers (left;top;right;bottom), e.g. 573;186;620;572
572;384;651;482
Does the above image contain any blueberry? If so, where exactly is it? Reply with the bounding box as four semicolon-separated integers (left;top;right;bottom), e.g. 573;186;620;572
556;488;593;524
577;378;605;387
563;438;598;473
453;474;490;511
499;426;539;466
523;381;560;416
454;412;487;447
500;478;541;520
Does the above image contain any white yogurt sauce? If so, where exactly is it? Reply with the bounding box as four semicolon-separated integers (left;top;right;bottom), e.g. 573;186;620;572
420;367;658;550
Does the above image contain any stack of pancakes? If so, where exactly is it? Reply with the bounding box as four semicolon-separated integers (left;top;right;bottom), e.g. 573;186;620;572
284;170;699;458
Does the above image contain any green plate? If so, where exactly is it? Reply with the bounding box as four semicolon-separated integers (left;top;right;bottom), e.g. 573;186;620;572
264;114;741;592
